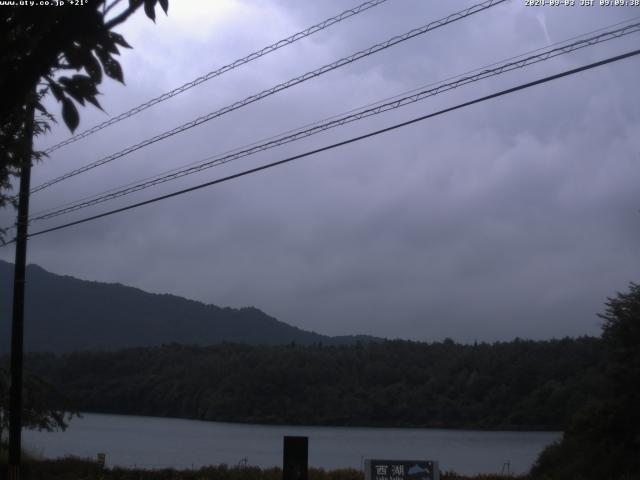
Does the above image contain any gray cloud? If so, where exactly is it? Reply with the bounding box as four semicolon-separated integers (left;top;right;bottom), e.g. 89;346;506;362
2;0;639;342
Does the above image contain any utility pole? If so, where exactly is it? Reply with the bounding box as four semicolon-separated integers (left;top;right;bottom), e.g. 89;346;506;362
8;99;35;480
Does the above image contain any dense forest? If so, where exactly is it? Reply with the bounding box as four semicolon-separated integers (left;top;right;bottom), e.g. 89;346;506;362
21;337;603;431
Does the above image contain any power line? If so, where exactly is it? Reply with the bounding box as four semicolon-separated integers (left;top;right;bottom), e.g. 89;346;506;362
29;0;506;195
30;14;640;222
43;0;392;154
26;21;640;223
7;47;638;245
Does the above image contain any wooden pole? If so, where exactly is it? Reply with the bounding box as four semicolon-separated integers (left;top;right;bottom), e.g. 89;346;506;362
8;99;35;480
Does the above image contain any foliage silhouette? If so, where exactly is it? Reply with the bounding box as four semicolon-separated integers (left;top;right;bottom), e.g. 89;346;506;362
0;366;75;447
0;0;169;214
532;283;640;479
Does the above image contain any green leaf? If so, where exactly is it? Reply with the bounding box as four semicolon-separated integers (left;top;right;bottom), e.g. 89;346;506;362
109;31;132;49
34;102;48;115
58;75;100;106
63;46;84;70
144;0;156;22
70;74;99;95
103;57;124;83
86;95;103;111
49;82;64;102
61;98;79;132
94;46;110;65
97;31;120;55
95;49;125;84
83;53;102;83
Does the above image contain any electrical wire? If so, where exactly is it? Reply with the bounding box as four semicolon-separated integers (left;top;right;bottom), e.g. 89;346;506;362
28;13;640;222
28;0;507;195
4;47;636;245
26;21;640;223
43;0;392;154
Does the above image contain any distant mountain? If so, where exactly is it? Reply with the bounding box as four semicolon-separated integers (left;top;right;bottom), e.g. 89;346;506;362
0;260;380;353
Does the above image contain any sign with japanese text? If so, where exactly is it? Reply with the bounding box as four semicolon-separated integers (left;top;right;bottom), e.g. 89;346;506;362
364;460;439;480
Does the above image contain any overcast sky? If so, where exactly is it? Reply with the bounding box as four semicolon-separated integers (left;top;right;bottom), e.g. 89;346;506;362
1;0;639;342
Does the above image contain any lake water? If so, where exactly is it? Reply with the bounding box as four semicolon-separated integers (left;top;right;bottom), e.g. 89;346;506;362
23;413;560;475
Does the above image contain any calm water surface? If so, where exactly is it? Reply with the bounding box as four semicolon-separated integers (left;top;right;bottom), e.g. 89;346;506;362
24;413;560;475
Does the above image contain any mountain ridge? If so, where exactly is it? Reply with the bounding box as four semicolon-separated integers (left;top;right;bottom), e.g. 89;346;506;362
0;260;381;353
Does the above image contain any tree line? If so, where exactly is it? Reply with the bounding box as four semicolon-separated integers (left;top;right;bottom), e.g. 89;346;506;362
18;336;603;431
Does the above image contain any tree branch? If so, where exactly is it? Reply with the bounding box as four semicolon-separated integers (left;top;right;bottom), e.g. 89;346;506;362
105;0;143;29
104;0;124;16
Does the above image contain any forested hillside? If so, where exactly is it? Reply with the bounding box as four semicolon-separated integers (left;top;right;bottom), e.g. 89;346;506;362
0;261;377;352
23;337;603;430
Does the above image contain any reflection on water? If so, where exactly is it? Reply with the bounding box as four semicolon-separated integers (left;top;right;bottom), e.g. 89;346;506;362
24;413;560;475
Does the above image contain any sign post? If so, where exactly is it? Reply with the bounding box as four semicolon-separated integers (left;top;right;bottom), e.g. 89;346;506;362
283;436;308;480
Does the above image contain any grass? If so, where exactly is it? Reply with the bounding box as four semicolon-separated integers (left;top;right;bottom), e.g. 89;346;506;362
0;456;530;480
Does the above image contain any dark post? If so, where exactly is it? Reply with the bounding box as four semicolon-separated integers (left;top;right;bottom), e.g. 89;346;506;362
283;436;308;480
8;100;35;480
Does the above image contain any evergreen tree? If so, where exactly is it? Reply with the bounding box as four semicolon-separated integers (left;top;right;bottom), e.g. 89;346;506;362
532;283;640;479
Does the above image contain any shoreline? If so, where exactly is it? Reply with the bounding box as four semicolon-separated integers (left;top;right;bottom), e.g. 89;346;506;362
66;411;565;434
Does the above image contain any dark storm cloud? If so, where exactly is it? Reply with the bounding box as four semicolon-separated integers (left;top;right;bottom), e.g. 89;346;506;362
2;0;639;341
